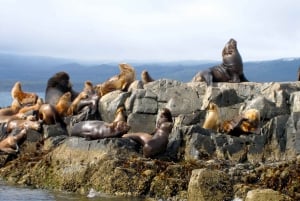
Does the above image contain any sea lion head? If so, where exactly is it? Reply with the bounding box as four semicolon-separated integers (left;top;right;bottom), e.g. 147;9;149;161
156;108;173;128
158;122;173;134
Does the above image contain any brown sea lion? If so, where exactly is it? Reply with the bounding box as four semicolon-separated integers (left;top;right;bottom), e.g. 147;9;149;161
70;120;131;140
298;67;300;81
6;119;42;133
11;81;38;106
83;80;95;95
18;97;43;115
113;106;127;122
122;121;173;158
0;99;21;116
95;63;136;96
55;92;72;117
220;109;260;136
156;108;173;128
38;104;62;125
67;91;88;116
0;127;27;154
141;70;155;84
202;102;221;131
192;38;248;86
45;71;78;106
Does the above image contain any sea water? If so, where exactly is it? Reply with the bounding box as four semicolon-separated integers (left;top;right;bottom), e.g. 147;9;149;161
0;91;143;201
0;180;142;201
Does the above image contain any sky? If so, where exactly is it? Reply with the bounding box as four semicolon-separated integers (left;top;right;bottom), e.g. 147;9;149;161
0;0;299;62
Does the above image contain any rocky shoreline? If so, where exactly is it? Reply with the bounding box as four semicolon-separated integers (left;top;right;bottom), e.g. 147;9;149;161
1;79;300;201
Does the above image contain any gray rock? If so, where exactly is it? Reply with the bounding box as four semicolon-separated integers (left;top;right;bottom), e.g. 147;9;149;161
188;168;233;201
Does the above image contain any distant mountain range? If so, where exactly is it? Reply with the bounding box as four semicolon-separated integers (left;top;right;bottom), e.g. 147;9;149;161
0;53;299;92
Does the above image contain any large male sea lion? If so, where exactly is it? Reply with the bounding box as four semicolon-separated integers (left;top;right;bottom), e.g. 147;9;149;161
122;121;173;158
70;120;131;140
192;38;248;86
45;71;78;106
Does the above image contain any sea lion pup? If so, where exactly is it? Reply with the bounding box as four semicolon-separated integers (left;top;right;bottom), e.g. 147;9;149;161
202;102;221;131
122;121;173;158
70;120;131;140
11;81;38;106
55;92;72;117
141;70;155;84
6;119;41;133
45;71;78;106
95;63;136;96
220;109;260;136
192;38;248;86
0;127;28;154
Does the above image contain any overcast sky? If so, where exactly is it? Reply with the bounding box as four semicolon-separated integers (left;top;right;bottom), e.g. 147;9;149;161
0;0;299;62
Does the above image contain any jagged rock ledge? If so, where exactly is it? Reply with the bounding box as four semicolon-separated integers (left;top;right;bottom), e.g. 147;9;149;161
1;79;300;201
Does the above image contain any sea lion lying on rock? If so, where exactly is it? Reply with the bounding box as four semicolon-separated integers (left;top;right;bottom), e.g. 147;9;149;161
220;109;260;136
69;120;131;140
11;81;38;106
95;63;136;96
122;121;173;158
0;127;28;154
192;38;248;86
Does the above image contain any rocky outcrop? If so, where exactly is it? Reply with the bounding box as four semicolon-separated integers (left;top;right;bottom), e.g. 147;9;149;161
1;79;300;200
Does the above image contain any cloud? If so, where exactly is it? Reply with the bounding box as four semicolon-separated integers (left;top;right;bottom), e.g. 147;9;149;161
0;0;299;61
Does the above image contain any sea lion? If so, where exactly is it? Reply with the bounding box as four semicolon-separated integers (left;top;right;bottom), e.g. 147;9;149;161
45;71;78;106
202;102;220;131
38;104;62;125
0;127;27;154
113;106;127;122
82;80;95;96
220;109;260;136
11;81;38;106
0;99;21;116
18;97;43;115
70;120;131;140
156;108;173;128
122;121;173;158
6;119;41;133
55;92;72;117
95;63;136;96
192;38;248;86
67;91;88;116
141;70;155;84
